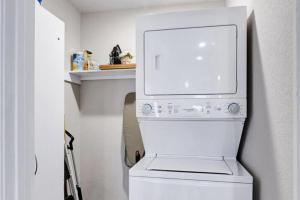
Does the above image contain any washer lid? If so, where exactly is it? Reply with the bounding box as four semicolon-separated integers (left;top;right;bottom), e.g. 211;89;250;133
146;157;233;175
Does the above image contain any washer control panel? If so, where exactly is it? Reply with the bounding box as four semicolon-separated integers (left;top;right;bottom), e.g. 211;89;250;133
142;103;153;115
228;103;240;114
137;99;246;118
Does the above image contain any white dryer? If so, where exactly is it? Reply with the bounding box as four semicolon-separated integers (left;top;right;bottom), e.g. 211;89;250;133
130;7;253;200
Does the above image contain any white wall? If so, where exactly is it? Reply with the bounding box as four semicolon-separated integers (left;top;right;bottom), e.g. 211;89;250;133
81;1;225;64
64;83;81;176
80;79;135;200
226;1;295;200
1;1;35;200
297;1;300;199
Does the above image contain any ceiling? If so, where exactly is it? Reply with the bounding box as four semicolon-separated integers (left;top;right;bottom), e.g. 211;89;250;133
69;0;219;13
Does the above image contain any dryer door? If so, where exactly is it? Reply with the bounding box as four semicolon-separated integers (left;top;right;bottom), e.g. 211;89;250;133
144;25;237;95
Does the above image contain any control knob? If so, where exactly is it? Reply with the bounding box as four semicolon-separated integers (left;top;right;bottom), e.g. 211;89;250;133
142;104;152;115
228;103;240;114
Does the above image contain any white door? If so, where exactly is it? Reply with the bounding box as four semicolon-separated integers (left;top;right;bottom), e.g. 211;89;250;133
144;25;237;95
34;3;64;200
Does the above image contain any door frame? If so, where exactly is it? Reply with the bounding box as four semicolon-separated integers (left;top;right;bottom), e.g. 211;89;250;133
0;1;299;200
296;1;300;200
0;0;35;200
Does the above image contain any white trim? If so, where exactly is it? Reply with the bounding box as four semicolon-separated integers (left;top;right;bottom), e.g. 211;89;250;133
295;1;300;200
0;0;35;200
65;72;82;85
65;69;136;85
0;0;4;199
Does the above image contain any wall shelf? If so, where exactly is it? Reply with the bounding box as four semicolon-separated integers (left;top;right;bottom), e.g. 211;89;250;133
65;69;136;85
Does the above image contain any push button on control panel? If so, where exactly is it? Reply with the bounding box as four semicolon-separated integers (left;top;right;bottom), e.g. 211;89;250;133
228;103;240;114
142;104;152;115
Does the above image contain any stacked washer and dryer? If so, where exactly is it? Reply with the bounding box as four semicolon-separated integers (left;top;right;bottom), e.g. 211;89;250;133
130;7;253;200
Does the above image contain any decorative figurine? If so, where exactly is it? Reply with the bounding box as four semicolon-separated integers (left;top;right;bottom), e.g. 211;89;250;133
109;45;122;64
120;51;133;64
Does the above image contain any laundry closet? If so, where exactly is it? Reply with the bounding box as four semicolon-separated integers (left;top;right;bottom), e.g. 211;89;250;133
34;1;251;200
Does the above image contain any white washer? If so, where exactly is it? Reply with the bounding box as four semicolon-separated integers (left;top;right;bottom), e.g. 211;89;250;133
130;7;252;200
130;157;252;200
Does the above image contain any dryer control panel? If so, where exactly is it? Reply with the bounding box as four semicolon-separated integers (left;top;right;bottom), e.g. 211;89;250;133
137;99;246;119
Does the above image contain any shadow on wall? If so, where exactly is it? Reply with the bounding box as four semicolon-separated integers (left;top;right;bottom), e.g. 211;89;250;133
122;92;145;199
238;12;280;200
72;83;80;109
121;138;130;199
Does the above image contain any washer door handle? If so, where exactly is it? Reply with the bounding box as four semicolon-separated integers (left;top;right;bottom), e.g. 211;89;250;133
34;154;38;175
155;55;161;70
